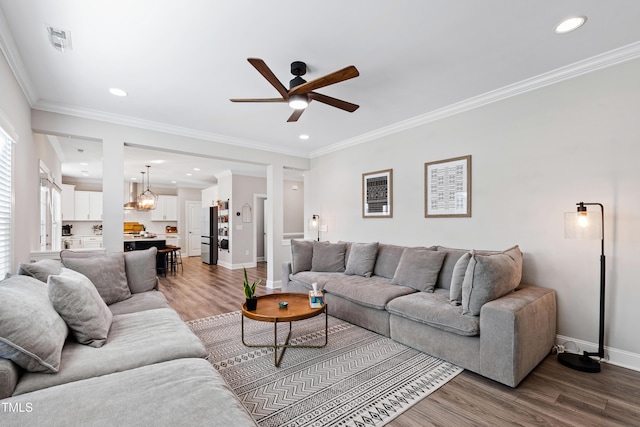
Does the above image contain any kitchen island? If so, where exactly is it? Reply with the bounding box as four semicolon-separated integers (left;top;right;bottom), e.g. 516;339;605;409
124;237;167;274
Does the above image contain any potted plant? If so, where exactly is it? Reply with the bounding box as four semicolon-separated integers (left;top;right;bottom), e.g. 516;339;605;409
243;266;261;311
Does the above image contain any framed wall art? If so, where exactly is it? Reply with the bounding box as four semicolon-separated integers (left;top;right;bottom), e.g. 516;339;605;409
362;169;393;218
424;155;471;218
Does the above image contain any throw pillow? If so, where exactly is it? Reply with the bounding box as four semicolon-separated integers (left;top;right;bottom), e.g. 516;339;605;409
345;242;379;277
391;248;447;292
462;246;523;316
372;244;407;279
291;240;314;274
17;259;63;283
0;275;68;373
449;252;471;306
124;247;158;293
311;242;346;272
48;268;113;348
62;252;131;305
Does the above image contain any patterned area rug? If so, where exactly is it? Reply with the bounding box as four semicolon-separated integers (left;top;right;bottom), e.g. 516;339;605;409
188;311;462;427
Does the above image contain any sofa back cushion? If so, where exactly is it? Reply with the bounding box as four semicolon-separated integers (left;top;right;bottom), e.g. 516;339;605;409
62;252;131;305
449;252;472;305
17;259;63;283
291;240;314;274
373;244;406;279
0;275;68;373
391;248;446;292
344;242;379;278
124;248;158;293
462;246;523;316
311;242;346;272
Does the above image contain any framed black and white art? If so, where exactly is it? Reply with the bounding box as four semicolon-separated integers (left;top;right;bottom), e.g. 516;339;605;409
362;169;393;218
424;155;471;218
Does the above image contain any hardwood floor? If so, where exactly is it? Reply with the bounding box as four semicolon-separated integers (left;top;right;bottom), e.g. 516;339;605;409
158;258;640;427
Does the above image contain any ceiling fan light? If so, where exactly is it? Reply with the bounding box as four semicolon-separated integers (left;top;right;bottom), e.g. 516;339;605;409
289;94;308;110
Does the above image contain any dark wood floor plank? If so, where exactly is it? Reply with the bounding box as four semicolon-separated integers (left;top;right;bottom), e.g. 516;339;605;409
157;257;640;427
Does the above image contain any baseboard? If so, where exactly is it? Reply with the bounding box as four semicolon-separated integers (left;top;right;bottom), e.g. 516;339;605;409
556;334;640;372
266;279;281;289
257;256;265;262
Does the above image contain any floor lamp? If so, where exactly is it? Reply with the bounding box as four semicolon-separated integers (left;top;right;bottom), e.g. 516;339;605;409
560;202;605;373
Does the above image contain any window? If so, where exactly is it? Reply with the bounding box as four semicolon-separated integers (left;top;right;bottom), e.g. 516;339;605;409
0;126;14;277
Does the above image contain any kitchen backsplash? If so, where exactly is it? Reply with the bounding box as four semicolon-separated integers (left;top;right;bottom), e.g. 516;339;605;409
63;209;177;236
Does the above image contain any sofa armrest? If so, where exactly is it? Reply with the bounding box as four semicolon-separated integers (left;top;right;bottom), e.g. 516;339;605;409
479;284;556;387
281;263;292;288
0;357;21;399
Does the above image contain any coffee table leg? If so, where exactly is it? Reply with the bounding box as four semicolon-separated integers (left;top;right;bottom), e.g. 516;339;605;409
274;319;293;367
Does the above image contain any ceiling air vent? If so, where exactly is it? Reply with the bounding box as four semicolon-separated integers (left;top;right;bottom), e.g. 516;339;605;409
47;25;72;52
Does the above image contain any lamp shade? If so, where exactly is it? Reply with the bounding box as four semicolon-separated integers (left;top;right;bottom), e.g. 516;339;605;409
564;210;602;240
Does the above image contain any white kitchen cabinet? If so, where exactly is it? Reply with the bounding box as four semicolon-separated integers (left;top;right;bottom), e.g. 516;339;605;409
74;191;103;221
81;236;103;249
151;195;178;221
61;184;75;220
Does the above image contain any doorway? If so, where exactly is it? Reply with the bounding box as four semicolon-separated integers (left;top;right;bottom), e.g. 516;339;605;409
253;193;267;265
186;201;202;257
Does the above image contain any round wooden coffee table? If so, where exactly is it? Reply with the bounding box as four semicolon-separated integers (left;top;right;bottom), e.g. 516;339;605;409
241;292;327;367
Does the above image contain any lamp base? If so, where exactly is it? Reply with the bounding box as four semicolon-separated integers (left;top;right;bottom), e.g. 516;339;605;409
558;352;601;373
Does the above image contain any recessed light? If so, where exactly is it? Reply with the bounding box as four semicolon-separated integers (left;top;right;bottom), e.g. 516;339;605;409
299;134;310;140
131;177;137;181
193;167;200;171
81;171;89;176
109;88;128;97
186;173;192;176
149;160;165;164
80;162;88;166
555;16;587;34
171;180;177;184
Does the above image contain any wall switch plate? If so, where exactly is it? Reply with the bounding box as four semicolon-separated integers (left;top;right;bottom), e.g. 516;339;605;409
245;250;249;255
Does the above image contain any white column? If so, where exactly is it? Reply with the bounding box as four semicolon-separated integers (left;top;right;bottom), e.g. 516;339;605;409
266;163;284;288
102;136;124;252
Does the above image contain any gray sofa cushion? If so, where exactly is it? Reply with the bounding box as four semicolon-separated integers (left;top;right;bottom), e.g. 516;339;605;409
323;275;416;310
0;275;68;373
48;268;113;348
289;271;346;291
344;242;378;277
108;290;170;315
449;252;471;305
387;289;480;336
62;252;131;305
462;246;523;316
2;358;257;427
17;259;63;282
373;244;406;279
291;239;314;274
124;248;158;293
0;357;20;399
391;248;446;292
311;242;346;272
14;307;207;395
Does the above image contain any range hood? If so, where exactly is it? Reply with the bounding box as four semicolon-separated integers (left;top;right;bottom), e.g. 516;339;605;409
123;182;140;210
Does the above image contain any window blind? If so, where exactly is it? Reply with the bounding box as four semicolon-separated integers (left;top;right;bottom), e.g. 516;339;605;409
0;127;14;277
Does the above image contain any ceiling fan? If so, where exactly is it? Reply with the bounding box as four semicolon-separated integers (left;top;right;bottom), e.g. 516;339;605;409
230;58;360;122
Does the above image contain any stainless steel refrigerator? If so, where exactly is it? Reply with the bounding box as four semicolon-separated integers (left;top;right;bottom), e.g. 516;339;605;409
201;206;218;265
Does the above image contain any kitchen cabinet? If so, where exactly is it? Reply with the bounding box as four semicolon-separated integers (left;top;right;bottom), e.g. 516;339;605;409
61;184;75;220
74;191;103;221
81;236;103;249
151;195;178;221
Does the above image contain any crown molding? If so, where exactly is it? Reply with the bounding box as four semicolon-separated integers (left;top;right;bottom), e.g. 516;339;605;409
0;8;38;106
310;40;640;158
33;100;310;159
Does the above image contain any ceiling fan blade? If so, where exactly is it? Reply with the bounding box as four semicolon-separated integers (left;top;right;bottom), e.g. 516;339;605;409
247;58;289;99
287;108;305;122
230;98;286;103
289;65;359;95
308;92;359;112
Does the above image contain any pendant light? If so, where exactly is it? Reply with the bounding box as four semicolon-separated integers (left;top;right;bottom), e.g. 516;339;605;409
137;165;158;210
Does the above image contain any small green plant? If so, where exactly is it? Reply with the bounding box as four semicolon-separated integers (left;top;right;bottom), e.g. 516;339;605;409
243;267;261;299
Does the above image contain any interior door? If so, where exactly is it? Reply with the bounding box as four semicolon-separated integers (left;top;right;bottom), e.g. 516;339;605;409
187;201;202;257
263;198;268;262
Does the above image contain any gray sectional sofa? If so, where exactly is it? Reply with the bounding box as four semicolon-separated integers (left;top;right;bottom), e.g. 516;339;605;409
282;241;557;387
1;249;256;426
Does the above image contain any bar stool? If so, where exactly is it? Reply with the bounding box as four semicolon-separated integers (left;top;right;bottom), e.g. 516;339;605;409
157;248;173;276
166;245;183;273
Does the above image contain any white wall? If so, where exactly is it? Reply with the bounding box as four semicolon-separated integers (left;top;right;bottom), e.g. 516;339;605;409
0;49;37;270
308;57;640;368
283;179;304;235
